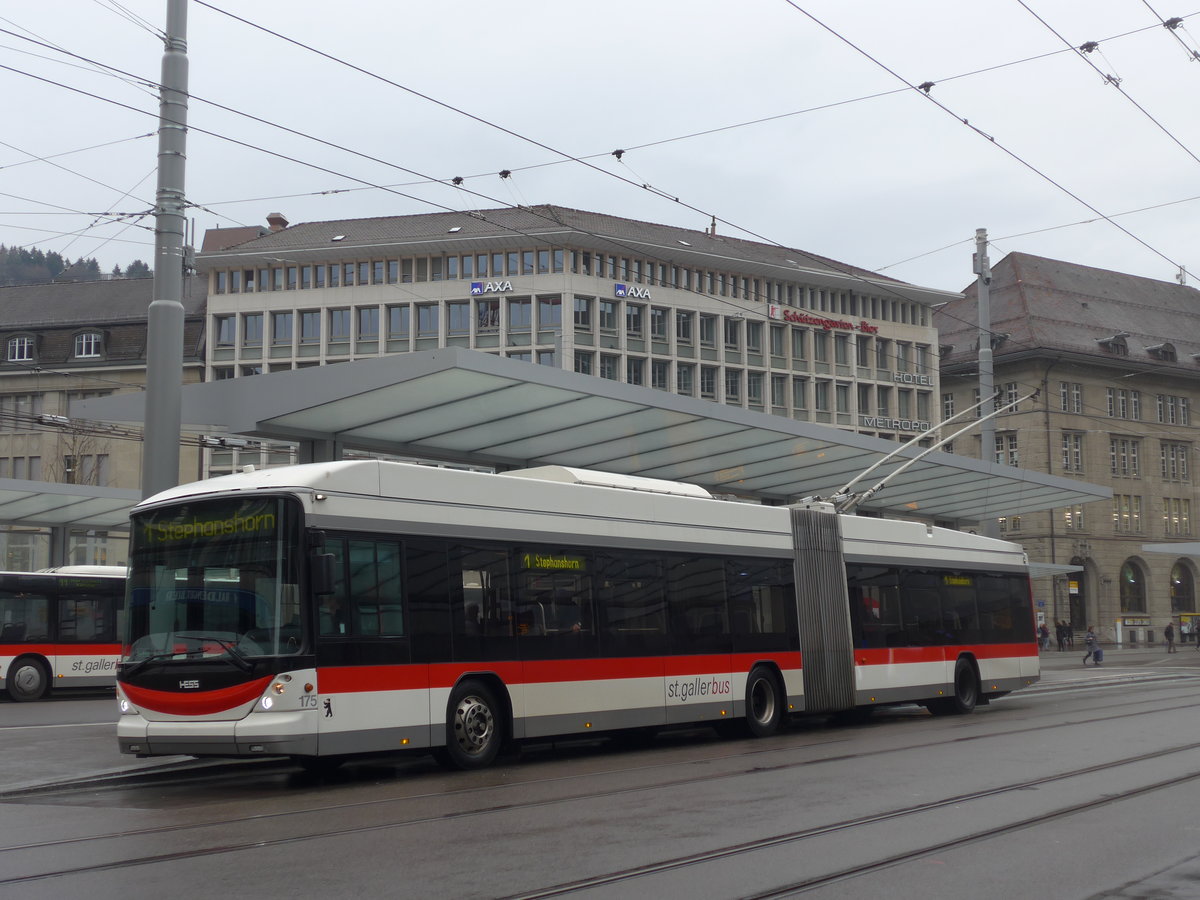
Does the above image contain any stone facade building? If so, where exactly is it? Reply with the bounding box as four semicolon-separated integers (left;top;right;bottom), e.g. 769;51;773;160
0;277;206;568
936;252;1200;644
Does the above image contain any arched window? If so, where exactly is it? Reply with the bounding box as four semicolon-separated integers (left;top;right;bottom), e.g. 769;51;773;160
1120;560;1146;613
1171;561;1195;613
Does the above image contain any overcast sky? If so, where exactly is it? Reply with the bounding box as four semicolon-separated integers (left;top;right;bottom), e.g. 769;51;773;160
3;0;1199;294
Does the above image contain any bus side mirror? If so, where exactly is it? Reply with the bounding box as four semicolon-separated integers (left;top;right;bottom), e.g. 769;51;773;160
311;553;335;596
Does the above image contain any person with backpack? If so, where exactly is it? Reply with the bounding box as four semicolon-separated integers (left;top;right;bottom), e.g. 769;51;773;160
1083;626;1102;665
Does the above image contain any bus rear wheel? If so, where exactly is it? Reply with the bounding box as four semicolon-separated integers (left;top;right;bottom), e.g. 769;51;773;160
8;656;49;702
444;680;505;770
744;666;784;737
927;658;978;716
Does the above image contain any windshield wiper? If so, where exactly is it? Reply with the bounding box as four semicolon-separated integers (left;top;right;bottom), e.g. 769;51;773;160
123;635;253;678
186;635;254;672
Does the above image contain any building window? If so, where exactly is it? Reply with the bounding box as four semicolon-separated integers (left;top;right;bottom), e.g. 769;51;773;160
676;311;694;344
509;299;532;333
813;331;828;363
1110;438;1141;477
791;329;806;360
272;312;293;346
626;304;644;337
650;307;668;341
724;317;741;350
1172;562;1195;610
1120;559;1146;611
73;332;102;358
1162;442;1191;481
356;307;379;341
574;352;593;375
299;311;320;344
1062;433;1084;473
599;301;618;332
539;296;562;330
814;380;830;412
599;354;619;381
1157;394;1190;425
699;315;717;347
1164;498;1193;536
1113;495;1143;534
214;317;235;348
700;366;717;399
995;433;1018;466
447;302;470;336
242;313;263;348
416;304;439;337
327;309;351;343
477;299;500;331
573;296;593;330
676;363;694;396
792;377;808;411
770;325;785;358
626;357;645;386
386;305;409;340
1063;504;1085;532
942;393;955;419
651;359;670;391
1060;382;1083;413
724;369;742;403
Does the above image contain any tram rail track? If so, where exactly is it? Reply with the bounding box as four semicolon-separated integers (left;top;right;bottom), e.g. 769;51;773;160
2;690;1200;890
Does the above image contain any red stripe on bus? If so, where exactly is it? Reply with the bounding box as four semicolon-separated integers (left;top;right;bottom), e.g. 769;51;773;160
122;676;273;715
854;643;1037;665
318;652;805;694
0;643;121;656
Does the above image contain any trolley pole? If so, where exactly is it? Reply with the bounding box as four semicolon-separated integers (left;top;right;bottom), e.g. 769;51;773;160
974;228;999;538
143;0;189;499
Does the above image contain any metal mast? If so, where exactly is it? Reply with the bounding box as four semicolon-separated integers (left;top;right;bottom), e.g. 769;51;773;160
143;0;189;499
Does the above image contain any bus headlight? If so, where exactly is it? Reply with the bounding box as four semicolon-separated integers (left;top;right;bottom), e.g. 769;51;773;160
261;695;274;710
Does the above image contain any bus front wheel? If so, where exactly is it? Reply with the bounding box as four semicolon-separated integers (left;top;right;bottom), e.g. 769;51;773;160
744;666;784;737
8;656;49;702
444;680;505;770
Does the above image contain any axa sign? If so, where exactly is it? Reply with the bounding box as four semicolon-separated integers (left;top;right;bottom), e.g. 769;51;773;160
615;284;651;300
470;281;513;295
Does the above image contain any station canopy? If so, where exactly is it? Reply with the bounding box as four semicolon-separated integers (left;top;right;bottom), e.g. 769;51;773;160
0;478;139;530
79;348;1109;522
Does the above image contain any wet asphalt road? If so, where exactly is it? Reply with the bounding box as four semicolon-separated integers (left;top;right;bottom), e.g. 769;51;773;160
3;646;1200;899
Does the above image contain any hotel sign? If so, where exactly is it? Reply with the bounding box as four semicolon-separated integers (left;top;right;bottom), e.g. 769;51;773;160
894;373;933;386
767;304;879;334
859;416;932;433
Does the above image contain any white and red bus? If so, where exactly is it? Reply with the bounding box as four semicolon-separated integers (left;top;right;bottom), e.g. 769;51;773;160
116;461;1038;769
1;566;126;701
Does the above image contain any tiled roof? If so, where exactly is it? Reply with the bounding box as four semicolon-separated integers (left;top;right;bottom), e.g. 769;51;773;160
198;204;910;287
0;276;206;329
201;225;267;252
935;252;1200;370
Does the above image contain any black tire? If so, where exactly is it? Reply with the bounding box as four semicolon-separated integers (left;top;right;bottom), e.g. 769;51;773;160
744;666;784;738
927;658;979;716
8;656;49;702
444;680;505;770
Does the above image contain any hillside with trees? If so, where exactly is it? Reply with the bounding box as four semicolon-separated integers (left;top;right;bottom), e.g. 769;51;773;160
0;245;152;286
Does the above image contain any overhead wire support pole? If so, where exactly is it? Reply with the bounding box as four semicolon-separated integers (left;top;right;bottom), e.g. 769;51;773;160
836;389;1040;515
974;228;999;538
143;0;189;500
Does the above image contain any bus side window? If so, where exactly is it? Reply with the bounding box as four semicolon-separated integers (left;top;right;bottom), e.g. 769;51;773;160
320;538;348;635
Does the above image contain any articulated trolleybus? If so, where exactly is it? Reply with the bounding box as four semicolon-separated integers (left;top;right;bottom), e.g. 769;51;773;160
116;461;1038;769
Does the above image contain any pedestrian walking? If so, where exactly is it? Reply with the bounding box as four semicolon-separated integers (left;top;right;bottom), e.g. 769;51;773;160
1083;625;1102;665
1165;621;1177;653
1056;620;1067;652
1039;622;1051;650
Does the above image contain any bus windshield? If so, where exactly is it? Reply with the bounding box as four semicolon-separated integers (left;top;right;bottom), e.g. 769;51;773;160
126;495;304;661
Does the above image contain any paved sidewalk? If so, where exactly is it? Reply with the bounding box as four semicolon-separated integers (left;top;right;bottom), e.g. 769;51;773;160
1037;641;1200;670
